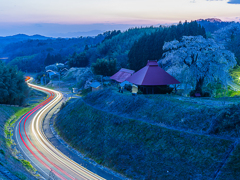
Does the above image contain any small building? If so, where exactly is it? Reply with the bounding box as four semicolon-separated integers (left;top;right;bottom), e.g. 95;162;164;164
90;81;102;92
126;60;180;94
110;68;135;83
56;63;65;69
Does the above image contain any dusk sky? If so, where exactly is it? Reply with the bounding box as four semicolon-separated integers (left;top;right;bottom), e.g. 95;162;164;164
0;0;240;37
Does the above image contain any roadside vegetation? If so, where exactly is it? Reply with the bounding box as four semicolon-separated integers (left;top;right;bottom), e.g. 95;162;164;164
0;105;37;179
0;89;46;179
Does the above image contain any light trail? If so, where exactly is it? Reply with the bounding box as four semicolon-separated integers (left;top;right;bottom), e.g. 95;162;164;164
15;78;105;180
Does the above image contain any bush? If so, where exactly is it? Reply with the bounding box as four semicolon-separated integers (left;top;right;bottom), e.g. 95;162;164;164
137;90;143;94
80;88;91;96
190;90;211;97
124;84;132;91
203;92;211;97
157;85;173;94
190;90;196;97
0;149;4;155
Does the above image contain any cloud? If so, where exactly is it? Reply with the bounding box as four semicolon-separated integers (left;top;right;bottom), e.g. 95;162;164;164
205;0;240;4
228;0;240;4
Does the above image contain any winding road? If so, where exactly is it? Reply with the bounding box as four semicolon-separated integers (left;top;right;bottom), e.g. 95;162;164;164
14;80;110;180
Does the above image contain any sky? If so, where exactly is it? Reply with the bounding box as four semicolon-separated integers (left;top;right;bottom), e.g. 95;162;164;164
0;0;240;37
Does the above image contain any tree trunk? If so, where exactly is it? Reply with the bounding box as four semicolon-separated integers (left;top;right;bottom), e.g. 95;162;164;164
195;77;204;93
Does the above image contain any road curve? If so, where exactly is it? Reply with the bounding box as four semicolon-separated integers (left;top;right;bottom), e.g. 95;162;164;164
14;80;105;180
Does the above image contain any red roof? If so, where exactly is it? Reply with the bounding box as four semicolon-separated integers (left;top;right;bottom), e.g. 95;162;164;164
126;60;180;86
110;68;135;83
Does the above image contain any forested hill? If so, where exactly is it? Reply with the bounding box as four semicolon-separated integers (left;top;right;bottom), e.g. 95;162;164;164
73;27;159;68
128;21;206;71
3;34;105;72
4;27;159;72
197;18;234;33
2;21;221;73
0;34;50;51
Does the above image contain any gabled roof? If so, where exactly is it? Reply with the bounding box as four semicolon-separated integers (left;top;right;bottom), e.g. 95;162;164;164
110;68;135;83
126;60;180;86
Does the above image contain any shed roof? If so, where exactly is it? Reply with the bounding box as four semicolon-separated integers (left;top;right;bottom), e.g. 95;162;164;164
126;60;180;86
110;68;135;83
90;82;101;88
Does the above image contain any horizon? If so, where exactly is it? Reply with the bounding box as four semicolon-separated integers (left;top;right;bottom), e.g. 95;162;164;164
0;0;240;37
0;18;238;38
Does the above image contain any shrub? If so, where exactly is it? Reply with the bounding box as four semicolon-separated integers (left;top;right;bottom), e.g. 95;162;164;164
0;149;4;155
203;92;211;97
157;85;173;94
124;84;132;91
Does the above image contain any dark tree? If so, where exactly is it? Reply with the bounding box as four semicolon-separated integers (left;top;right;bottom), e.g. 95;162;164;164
0;61;29;105
68;52;89;67
91;58;117;76
128;21;206;71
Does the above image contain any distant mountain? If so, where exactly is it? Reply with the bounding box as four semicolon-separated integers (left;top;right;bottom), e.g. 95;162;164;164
50;30;104;38
197;18;234;33
0;33;51;40
0;34;52;54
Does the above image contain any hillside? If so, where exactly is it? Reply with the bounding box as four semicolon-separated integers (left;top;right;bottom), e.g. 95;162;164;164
197;18;234;33
0;34;50;52
0;88;47;179
0;105;36;180
54;89;240;179
3;34;105;72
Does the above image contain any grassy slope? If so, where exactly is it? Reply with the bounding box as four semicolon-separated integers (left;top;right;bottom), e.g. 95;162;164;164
84;89;240;139
0;105;36;180
55;96;234;179
84;89;223;132
217;144;240;180
0;89;47;179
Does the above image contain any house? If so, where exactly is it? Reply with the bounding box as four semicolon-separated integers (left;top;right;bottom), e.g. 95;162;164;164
126;60;180;94
90;81;102;92
47;71;60;80
110;68;135;83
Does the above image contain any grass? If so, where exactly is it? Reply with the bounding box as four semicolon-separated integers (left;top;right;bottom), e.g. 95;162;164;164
20;160;37;173
55;99;233;179
208;104;240;138
4;103;40;147
216;143;240;180
83;88;220;133
0;105;37;180
0;88;47;179
83;88;240;138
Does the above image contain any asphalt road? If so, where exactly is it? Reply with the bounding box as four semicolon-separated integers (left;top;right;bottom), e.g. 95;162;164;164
14;82;120;180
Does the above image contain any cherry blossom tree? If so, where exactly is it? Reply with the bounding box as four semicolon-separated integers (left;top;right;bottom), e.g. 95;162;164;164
160;36;236;94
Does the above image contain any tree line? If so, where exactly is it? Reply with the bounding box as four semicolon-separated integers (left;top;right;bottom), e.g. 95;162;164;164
128;21;206;71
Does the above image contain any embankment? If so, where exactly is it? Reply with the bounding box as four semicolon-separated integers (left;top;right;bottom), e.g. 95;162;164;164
54;89;240;179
